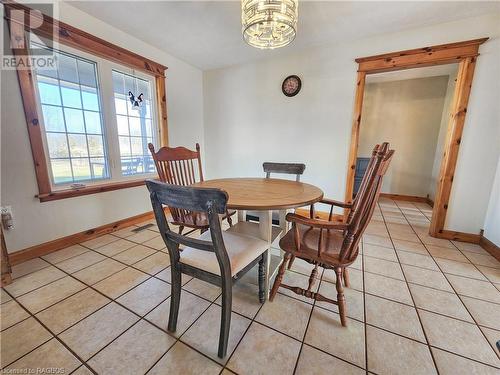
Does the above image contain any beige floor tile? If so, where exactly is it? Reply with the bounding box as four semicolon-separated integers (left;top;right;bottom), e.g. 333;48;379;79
363;234;393;248
1;300;30;331
392;239;428;254
72;258;126;285
127;229;159;244
36;288;110;334
94;238;137;257
145;290;210;335
419;235;455;248
142;235;167;250
305;307;365;368
156;266;192;285
295;344;365;375
116;277;170;316
215;281;262;319
427;245;470;263
350;256;363;270
365;294;426;342
397;250;439;271
409;284;473;322
5;338;81;374
316;281;365;321
432;347;499;375
88;320;175;374
111;226;139;238
183;278;221;301
436;258;488;281
363;243;398;262
256;293;312;340
133;252;170;275
112;245;156;265
460;296;500;330
81;234;119;250
228;322;301;374
480;326;500;357
1;288;12;303
274;270;320;305
94;268;150;299
365;256;405;280
367;325;437;375
17;276;85;314
56;251;106;274
148;342;222;375
72;366;94;375
364;272;413;305
452;241;488;253
390;230;421;243
4;266;66;297
447;274;500;304
463;252;500;269
42;245;89;264
477;265;500;284
323;268;363;291
288;258;317;276
402;264;453;292
182;304;251;363
59;302;138;360
419;310;499;366
1;317;52;366
11;258;50;279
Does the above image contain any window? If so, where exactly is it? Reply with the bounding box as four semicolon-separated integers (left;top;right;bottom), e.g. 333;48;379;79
31;44;161;190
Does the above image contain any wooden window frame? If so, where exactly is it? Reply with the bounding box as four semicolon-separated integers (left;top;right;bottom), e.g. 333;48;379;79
4;1;168;202
345;38;488;240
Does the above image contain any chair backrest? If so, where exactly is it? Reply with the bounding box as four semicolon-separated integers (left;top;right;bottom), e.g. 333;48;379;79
263;162;306;182
340;143;394;263
146;179;232;278
149;143;205;225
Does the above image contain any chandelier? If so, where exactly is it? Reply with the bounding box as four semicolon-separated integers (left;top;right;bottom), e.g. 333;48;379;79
241;0;298;49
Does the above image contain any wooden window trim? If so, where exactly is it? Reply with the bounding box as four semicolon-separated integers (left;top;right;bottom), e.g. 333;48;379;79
4;1;168;202
344;38;489;238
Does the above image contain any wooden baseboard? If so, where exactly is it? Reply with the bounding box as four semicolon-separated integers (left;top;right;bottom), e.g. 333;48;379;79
479;234;500;262
295;208;344;222
435;229;481;244
426;196;434;208
379;193;429;203
9;211;156;265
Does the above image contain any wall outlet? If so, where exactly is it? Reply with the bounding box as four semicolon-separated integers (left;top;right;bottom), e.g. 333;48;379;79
0;206;14;230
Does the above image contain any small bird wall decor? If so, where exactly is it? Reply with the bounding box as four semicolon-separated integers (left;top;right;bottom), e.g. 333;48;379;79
128;91;144;108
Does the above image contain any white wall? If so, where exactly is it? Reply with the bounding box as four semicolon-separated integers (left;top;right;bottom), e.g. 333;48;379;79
203;12;500;234
0;3;205;252
484;156;500;247
358;76;449;197
428;70;457;202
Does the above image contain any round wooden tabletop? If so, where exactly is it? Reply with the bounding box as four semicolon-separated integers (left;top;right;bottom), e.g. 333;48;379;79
191;178;324;210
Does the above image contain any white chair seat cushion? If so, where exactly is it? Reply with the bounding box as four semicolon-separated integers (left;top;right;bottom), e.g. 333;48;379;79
179;230;269;276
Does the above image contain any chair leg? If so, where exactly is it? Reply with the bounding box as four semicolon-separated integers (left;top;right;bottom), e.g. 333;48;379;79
335;266;347;327
343;267;350;288
178;226;184;235
218;277;232;359
270;253;291;301
258;251;268;303
226;213;233;227
167;266;182;332
287;255;295;270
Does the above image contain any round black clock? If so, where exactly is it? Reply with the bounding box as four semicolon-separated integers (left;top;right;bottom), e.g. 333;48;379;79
282;75;302;97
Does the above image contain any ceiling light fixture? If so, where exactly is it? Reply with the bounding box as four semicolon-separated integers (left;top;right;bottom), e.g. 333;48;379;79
242;0;298;49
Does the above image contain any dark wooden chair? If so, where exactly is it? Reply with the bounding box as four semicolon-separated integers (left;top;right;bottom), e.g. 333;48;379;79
270;143;394;326
148;143;235;234
263;162;305;181
146;179;269;358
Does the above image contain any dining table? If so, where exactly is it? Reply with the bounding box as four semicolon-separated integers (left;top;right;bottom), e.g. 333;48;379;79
191;177;324;298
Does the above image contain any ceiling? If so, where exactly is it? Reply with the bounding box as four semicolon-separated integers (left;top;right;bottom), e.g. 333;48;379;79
68;1;499;71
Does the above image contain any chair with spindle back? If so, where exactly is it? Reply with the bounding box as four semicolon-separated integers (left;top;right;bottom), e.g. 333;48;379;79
270;143;394;326
148;143;236;234
146;180;269;358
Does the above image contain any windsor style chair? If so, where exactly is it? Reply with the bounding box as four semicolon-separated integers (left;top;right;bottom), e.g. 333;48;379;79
146;180;269;358
270;143;394;326
148;143;236;233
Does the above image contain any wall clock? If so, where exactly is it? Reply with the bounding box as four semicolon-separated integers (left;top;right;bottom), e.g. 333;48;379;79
282;75;301;97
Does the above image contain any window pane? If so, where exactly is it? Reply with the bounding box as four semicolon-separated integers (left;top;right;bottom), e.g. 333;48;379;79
117;115;129;135
46;133;69;158
68;134;89;157
84;111;102;134
145;119;153;137
114;98;128;115
42;105;65;132
130;137;145;155
51;159;73;184
64;108;85;133
129;117;142;136
112;71;125;95
33;48;109;186
119;136;131;156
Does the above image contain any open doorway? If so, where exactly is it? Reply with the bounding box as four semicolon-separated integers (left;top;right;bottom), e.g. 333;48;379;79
355;65;458;206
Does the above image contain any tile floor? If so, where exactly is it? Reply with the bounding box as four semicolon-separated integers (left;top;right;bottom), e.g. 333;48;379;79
1;199;499;374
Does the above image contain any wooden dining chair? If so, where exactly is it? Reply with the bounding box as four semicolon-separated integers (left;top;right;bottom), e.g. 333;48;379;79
148;143;236;233
146;179;269;358
270;143;394;326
